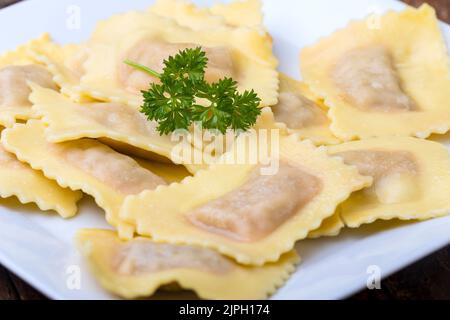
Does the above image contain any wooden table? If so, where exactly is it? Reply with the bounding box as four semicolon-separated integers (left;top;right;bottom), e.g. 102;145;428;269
0;0;449;300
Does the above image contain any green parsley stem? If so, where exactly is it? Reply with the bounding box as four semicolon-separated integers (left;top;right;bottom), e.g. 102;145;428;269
124;60;161;79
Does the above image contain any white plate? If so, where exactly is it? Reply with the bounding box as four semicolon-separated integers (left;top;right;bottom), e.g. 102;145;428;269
0;0;449;300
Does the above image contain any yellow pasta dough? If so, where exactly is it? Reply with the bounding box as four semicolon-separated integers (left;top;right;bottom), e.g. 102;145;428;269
301;5;450;140
27;35;92;103
272;73;340;145
1;120;169;238
210;0;264;29
0;140;81;218
30;85;211;173
135;158;191;184
308;210;344;239
150;0;229;30
0;34;58;127
120;134;371;265
77;229;299;299
150;0;265;31
328;137;450;228
31;85;285;173
149;0;273;76
186;107;288;168
0;34;52;68
80;10;278;108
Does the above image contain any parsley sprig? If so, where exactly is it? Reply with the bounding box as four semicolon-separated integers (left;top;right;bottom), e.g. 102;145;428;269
124;47;261;135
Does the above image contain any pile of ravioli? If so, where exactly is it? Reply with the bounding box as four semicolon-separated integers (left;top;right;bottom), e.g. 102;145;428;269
1;0;450;300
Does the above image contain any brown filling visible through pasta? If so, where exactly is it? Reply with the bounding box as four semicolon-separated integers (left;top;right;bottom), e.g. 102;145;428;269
272;92;328;129
187;162;322;242
332;46;416;112
0;65;57;107
119;40;235;93
58;140;167;195
112;239;233;275
335;149;419;204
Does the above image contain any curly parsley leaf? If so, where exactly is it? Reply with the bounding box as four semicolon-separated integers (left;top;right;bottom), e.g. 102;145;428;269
125;47;261;135
161;47;208;84
229;89;262;131
141;80;194;135
193;78;261;134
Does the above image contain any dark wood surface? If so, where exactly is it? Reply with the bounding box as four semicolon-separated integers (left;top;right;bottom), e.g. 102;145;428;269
0;0;449;300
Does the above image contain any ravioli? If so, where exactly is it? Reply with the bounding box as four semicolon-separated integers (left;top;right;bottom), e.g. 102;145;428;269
77;229;299;299
150;0;229;31
136;158;191;184
80;10;278;108
1;120;168;238
121;134;371;265
0;34;50;68
210;0;264;29
308;210;344;239
30;85;208;173
148;0;272;78
150;0;265;30
27;36;92;103
272;74;340;145
0;34;57;127
300;5;450;140
188;107;287;167
329;137;450;228
0;141;81;218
